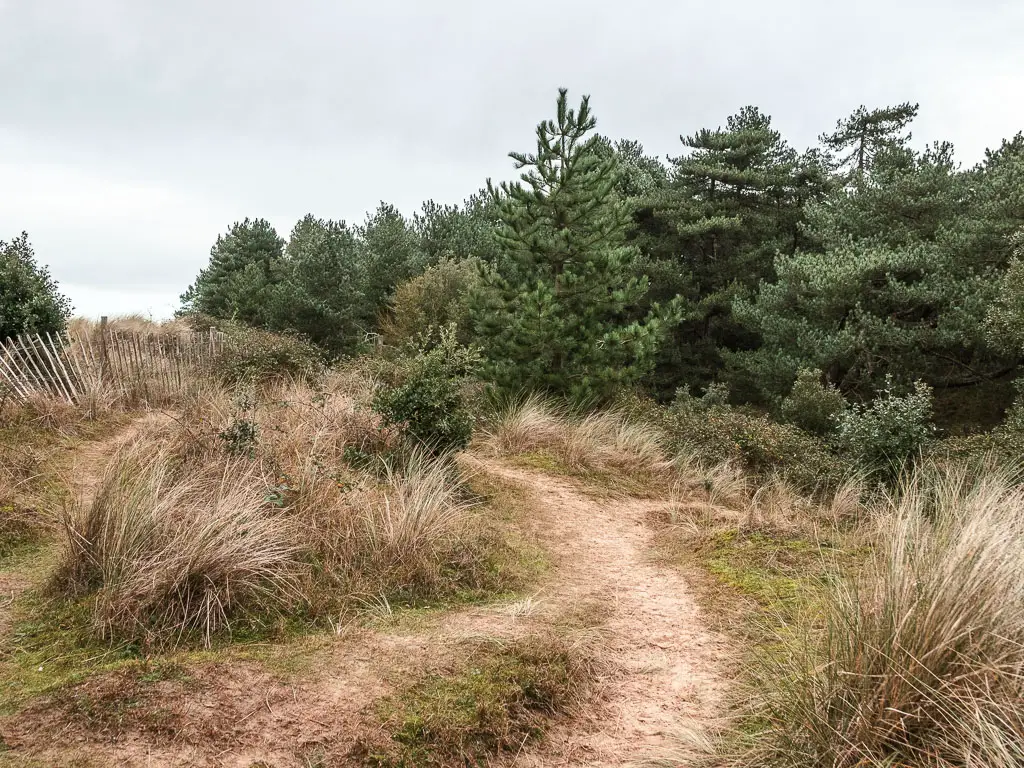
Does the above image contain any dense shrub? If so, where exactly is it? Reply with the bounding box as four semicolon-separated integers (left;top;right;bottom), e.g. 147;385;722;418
372;326;482;454
833;379;935;475
212;321;324;384
779;368;846;436
381;257;482;346
626;391;849;492
1;232;72;340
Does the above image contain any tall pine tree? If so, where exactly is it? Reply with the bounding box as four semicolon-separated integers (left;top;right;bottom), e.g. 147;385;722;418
471;89;671;402
180;218;285;325
821;102;918;181
637;106;823;397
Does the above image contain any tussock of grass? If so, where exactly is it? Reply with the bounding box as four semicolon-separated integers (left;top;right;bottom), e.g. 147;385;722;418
365;635;592;767
481;394;669;476
45;377;535;648
55;440;302;648
481;393;567;456
737;463;1024;767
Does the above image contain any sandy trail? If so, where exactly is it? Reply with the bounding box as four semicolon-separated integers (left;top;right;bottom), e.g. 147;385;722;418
468;458;731;767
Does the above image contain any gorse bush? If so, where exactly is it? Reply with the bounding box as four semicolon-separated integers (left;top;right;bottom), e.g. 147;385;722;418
833;379;935;475
739;463;1024;767
372;325;481;454
780;368;846;436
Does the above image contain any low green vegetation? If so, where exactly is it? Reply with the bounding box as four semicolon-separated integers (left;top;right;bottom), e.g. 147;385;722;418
366;636;591;767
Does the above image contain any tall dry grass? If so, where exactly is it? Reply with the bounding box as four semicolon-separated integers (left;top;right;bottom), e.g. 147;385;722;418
481;394;668;472
738;462;1024;767
52;372;500;644
56;440;302;647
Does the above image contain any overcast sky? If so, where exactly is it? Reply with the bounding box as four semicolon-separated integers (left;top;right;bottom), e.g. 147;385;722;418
1;0;1022;319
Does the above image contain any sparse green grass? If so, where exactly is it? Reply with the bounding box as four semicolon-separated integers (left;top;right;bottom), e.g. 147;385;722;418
0;592;144;713
364;636;592;767
512;448;672;498
656;524;857;639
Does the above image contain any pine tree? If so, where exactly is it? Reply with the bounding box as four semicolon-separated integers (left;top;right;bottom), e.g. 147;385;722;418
268;215;367;355
637;106;821;397
821;102;918;180
180;218;285;324
733;130;1020;397
471;88;671;402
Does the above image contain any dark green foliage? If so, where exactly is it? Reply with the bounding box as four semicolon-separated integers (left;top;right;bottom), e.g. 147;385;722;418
372;326;481;454
359;202;427;316
987;230;1024;353
0;232;72;340
821;102;919;179
268;215;368;356
413;193;501;264
180;218;285;325
638;107;827;396
780;369;847;436
471;88;672;403
170;97;1024;439
734;126;1021;399
833;380;935;475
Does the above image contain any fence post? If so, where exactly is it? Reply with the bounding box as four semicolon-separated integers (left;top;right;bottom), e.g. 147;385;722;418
99;316;109;387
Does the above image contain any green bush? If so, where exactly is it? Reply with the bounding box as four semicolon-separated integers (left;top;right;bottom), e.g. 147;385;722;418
381;257;482;347
935;378;1024;467
372;326;481;454
833;379;935;475
211;321;324;384
1;232;72;340
780;368;847;436
618;390;847;492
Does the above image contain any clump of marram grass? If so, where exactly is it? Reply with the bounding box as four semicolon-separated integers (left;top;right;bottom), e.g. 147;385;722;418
365;451;473;559
51;373;526;646
736;462;1024;767
55;440;302;648
481;393;668;473
290;447;504;609
561;410;668;471
481;393;567;455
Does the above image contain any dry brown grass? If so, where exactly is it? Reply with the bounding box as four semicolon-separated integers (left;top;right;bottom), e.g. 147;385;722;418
47;372;518;645
480;394;669;474
736;462;1024;767
68;315;192;337
55;439;302;647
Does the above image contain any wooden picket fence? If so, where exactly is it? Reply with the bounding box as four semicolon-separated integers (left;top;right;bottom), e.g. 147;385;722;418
0;320;225;406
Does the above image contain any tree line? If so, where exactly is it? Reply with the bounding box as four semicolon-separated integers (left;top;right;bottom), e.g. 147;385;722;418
6;89;1023;420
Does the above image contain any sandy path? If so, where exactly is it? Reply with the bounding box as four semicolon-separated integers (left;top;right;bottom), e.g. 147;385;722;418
469;458;731;767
